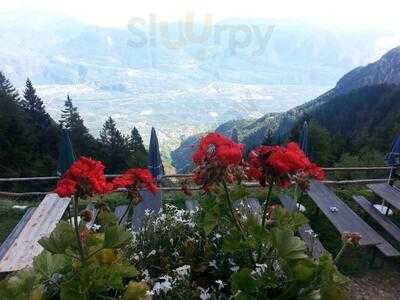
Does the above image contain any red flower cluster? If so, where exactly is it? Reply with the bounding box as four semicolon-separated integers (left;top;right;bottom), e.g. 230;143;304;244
55;157;112;198
192;133;245;191
248;142;324;188
112;168;157;195
193;133;244;167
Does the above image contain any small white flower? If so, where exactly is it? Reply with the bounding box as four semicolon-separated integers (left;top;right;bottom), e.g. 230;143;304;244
142;269;150;281
215;280;225;290
214;233;222;240
230;266;240;272
152;275;173;295
198;287;211;300
174;265;191;278
147;250;156;258
145;209;152;216
208;260;218;269
170;238;174;245
228;258;236;266
133;254;140;261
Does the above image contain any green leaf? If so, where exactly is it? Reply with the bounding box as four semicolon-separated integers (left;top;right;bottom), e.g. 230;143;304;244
33;251;70;280
293;259;317;283
123;281;149;300
103;225;131;249
273;206;308;231
38;221;77;254
231;268;258;298
222;230;244;253
98;210;118;227
230;184;250;202
271;228;308;261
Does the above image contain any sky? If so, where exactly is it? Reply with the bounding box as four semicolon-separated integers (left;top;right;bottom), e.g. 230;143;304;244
1;0;400;30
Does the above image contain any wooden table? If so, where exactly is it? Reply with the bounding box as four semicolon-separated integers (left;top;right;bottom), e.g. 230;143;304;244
367;183;400;211
308;180;399;257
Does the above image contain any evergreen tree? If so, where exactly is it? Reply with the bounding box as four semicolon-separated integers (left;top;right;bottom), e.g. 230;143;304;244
128;127;148;168
20;78;50;125
99;117;129;173
59;95;99;157
0;71;19;99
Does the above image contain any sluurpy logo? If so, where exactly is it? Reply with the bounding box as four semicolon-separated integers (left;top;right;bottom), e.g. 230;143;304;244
127;13;274;58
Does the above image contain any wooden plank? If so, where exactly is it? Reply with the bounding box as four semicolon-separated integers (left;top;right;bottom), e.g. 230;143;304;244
353;195;400;242
278;195;327;259
0;208;36;261
0;194;71;273
185;199;200;211
308;181;399;257
367;183;400;211
132;191;162;230
115;205;129;226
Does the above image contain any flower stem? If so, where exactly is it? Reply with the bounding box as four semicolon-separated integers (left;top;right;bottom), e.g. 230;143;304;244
334;243;348;264
222;180;245;236
261;185;273;228
73;197;85;262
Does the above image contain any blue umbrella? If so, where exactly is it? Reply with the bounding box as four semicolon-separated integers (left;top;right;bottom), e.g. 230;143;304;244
299;121;309;156
57;130;76;176
148;127;164;179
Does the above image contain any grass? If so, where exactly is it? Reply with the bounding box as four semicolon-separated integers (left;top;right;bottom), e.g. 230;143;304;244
0;199;39;243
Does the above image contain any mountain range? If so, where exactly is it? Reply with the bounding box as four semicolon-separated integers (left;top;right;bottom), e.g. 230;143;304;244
1;11;400;162
171;46;400;172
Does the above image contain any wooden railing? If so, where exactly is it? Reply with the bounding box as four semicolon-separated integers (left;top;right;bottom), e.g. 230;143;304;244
0;166;395;197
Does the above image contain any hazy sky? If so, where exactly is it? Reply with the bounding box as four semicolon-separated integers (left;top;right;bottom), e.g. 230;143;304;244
1;0;400;29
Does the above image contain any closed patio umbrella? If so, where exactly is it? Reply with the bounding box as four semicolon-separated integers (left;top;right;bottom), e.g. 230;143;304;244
148;127;164;179
299;121;309;156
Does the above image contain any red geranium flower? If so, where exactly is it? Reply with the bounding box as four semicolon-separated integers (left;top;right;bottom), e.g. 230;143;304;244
192;133;245;191
112;168;157;195
248;142;324;188
55;157;112;198
193;133;244;167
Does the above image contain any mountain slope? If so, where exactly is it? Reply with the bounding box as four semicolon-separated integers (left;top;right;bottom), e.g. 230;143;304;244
172;46;400;172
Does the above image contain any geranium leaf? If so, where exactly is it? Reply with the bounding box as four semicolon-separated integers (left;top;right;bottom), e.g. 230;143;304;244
33;251;70;280
231;268;258;297
38;221;77;254
271;228;308;261
103;225;131;249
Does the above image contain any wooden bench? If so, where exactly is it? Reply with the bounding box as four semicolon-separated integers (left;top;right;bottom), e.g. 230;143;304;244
367;183;400;211
0;194;71;273
115;205;129;227
353;195;400;242
278;194;327;259
308;180;399;258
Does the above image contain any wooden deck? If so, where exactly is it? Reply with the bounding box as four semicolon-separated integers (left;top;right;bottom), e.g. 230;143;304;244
278;194;327;259
0;194;71;273
367;183;400;211
308;181;399;257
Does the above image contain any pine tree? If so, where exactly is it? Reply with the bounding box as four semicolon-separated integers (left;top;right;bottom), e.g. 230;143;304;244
59;95;99;157
0;71;19;99
20;78;50;125
99;117;129;173
128;127;148;168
